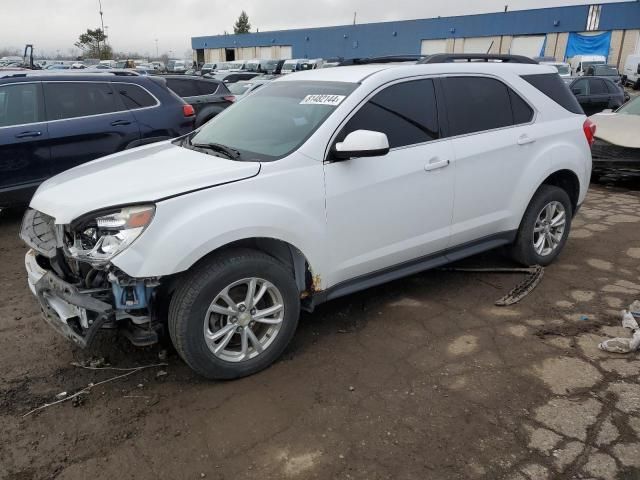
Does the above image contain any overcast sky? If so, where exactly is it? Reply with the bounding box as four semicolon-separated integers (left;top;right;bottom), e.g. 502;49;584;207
0;0;629;58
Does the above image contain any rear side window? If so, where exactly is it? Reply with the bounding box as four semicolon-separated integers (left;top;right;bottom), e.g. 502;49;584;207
339;79;440;149
0;83;44;127
197;81;220;95
441;77;515;136
115;83;157;109
605;80;620;94
589;78;607;95
509;90;534;125
165;79;199;97
521;73;584;115
44;82;123;120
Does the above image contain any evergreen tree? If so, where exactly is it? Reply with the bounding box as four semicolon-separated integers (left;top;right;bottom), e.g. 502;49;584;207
234;11;251;34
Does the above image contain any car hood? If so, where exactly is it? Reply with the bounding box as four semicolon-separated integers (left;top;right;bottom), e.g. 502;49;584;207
590;113;640;149
30;141;261;224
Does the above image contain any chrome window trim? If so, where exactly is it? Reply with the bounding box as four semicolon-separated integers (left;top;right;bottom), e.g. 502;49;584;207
0;80;161;128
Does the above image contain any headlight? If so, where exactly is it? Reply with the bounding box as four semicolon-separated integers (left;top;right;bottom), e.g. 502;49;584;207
66;205;155;265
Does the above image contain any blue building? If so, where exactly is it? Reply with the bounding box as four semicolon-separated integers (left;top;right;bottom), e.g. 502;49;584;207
192;2;640;68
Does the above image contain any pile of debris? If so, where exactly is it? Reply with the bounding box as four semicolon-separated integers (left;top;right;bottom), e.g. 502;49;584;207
599;301;640;354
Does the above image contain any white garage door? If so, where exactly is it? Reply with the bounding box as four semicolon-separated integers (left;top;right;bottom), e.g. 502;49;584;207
463;37;494;54
259;47;272;59
278;46;293;59
237;47;256;60
421;39;447;55
510;35;546;58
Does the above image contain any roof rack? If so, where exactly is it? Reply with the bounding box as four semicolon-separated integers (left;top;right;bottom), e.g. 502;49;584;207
338;55;426;66
419;54;538;65
0;69;140;79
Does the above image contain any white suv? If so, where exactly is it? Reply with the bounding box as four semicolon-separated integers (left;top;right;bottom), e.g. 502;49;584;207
21;55;594;379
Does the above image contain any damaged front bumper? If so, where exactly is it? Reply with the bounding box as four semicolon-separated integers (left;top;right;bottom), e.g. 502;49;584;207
26;249;113;348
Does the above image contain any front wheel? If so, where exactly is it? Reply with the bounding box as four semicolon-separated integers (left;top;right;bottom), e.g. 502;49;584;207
510;185;573;266
169;249;300;379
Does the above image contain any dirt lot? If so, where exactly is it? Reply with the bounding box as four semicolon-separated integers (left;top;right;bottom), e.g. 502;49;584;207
2;178;640;480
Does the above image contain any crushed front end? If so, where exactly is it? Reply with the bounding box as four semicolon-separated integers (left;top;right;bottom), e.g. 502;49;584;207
21;207;164;348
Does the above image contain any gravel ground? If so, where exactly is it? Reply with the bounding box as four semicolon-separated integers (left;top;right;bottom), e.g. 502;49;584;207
1;177;640;480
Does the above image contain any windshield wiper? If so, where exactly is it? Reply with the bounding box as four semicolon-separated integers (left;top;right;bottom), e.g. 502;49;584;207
191;142;242;160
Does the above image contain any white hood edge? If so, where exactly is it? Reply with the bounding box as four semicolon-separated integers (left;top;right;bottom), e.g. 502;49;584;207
30;141;261;224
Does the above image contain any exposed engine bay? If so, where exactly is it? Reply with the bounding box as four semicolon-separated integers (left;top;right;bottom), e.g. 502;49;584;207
21;208;165;348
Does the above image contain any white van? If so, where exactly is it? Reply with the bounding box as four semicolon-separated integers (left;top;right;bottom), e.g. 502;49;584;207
569;55;606;76
622;54;640;89
281;59;305;74
300;59;324;70
540;61;571;78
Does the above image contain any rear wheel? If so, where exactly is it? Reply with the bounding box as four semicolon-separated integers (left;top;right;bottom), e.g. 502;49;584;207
169;249;300;379
510;185;573;266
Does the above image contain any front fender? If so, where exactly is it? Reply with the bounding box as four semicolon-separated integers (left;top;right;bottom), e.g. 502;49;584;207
112;161;327;286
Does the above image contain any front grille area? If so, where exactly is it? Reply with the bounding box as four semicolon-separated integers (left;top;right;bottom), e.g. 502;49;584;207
20;209;59;258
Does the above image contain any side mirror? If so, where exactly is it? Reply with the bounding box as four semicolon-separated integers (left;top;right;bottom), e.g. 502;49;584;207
333;130;390;161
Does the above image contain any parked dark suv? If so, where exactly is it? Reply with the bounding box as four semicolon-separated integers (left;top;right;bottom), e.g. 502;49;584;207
0;71;196;207
565;76;627;116
164;76;236;127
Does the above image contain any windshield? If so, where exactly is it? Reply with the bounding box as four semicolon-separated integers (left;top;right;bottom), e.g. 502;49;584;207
187;81;357;161
554;65;570;75
283;61;299;71
594;65;618;76
228;62;245;69
617;96;640;116
246;61;260;71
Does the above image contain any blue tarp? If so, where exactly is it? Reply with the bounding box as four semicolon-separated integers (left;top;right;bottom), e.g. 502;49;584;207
565;31;611;60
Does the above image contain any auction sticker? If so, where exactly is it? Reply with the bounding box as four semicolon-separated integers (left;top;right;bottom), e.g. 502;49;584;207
300;94;346;106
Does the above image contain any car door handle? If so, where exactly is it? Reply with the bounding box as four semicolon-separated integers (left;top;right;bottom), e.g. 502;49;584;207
424;158;450;172
15;130;42;139
517;135;536;146
111;120;131;126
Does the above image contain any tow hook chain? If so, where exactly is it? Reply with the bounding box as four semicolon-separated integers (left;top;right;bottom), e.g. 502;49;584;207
441;266;545;306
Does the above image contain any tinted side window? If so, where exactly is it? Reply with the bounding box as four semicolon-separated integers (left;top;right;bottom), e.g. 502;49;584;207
589;78;607;95
339;79;439;149
0;83;44;127
572;79;588;95
115;83;156;109
197;81;220;95
44;82;122;120
442;77;513;136
605;80;620;94
521;73;584;114
509;90;534;125
165;79;199;97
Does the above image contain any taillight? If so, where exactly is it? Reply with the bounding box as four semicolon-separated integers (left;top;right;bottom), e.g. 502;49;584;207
183;104;195;117
583;119;596;147
223;95;236;103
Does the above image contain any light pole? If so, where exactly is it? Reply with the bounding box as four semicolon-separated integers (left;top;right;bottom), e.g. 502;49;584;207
155;39;159;59
98;0;105;58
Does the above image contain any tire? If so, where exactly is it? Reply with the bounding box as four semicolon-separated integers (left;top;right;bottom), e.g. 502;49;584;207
510;185;573;267
169;248;300;379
